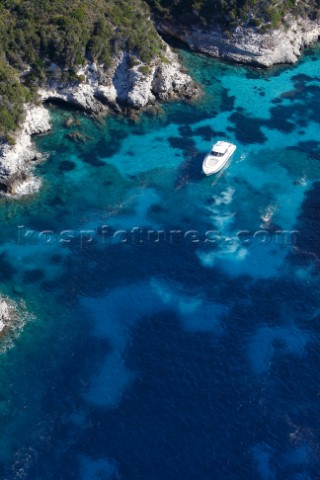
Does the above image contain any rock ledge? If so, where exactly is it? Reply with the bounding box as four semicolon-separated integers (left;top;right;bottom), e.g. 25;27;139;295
0;46;199;197
158;17;320;67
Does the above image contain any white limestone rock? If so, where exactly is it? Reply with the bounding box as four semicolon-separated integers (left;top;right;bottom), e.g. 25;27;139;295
0;104;51;196
0;46;198;197
152;49;196;101
40;49;198;114
39;84;107;115
0;296;31;349
0;105;50;175
0;299;10;333
158;17;320;67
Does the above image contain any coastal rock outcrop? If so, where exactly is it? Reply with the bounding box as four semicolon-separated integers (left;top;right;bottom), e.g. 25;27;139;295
150;48;196;101
0;46;198;197
0;295;31;350
0;104;51;196
158;17;320;67
39;48;198;113
0;299;10;333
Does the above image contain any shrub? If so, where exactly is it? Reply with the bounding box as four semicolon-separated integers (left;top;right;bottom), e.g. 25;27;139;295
139;64;151;75
0;0;166;135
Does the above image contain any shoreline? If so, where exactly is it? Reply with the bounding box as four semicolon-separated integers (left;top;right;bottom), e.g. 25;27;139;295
0;105;51;196
0;296;29;350
1;17;320;198
0;46;199;197
0;298;11;335
157;17;320;67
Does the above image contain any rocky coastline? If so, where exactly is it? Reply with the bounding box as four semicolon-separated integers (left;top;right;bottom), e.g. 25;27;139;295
0;299;11;335
1;16;320;197
0;295;32;351
40;47;198;114
0;297;20;337
0;43;200;345
0;105;51;196
0;47;198;197
158;16;320;67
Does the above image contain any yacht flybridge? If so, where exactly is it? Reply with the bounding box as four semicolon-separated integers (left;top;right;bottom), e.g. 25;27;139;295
202;141;236;175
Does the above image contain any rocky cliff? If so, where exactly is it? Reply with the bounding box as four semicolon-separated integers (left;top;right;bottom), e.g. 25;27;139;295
0;297;20;336
0;295;32;350
39;47;198;113
1;8;319;197
0;46;198;197
158;16;320;67
0;299;10;334
0;105;51;196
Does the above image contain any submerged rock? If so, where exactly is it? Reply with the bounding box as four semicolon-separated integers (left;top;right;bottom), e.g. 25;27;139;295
64;116;81;128
66;131;93;143
64;116;74;128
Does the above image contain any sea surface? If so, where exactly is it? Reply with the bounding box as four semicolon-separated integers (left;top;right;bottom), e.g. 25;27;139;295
0;45;320;479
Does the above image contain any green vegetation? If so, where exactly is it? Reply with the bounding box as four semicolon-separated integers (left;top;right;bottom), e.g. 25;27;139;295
147;0;320;29
0;0;164;140
0;0;319;140
139;64;151;75
0;0;163;68
0;58;33;141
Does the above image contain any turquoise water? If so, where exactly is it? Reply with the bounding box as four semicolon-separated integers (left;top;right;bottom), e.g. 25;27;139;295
0;46;320;479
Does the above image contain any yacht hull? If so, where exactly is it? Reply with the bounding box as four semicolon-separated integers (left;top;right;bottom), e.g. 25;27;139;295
202;142;236;176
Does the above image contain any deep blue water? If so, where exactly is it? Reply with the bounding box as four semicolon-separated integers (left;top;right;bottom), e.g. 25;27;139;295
0;46;320;479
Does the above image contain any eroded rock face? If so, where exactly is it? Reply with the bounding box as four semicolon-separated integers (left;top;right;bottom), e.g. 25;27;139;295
24;105;51;136
39;48;199;113
0;296;30;349
0;105;51;176
0;104;51;195
158;17;320;67
0;299;10;333
0;104;51;197
0;172;42;196
0;46;199;198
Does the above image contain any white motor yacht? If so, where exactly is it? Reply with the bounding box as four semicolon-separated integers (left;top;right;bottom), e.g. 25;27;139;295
202;141;236;175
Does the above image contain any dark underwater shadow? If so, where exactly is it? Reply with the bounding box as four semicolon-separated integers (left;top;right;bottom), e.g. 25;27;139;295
175;151;205;188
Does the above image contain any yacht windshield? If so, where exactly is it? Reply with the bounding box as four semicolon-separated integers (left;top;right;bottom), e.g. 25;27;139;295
211;150;224;157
